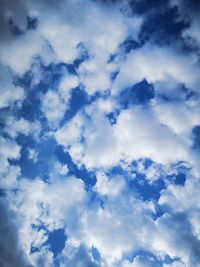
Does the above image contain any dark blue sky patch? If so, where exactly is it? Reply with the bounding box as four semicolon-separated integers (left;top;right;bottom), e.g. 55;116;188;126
110;70;119;81
27;16;38;31
126;249;177;265
119;38;141;54
14;135;57;180
174;173;186;186
30;246;40;254
55;146;96;189
151;202;167;220
37;62;72;90
130;173;165;201
138;6;189;45
88;90;111;106
73;43;90;68
60;87;88;126
0;189;6;198
18;87;43;122
91;247;101;262
44;228;66;258
8;19;24;36
129;0;170;15
8;16;38;36
108;165;127;176
106;109;120;125
192;125;200;150
120;79;154;108
125;250;162;266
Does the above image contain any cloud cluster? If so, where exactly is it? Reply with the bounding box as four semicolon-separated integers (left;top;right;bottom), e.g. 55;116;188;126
1;0;200;266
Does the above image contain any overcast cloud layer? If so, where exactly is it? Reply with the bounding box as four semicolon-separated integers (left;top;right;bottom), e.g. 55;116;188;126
0;0;200;266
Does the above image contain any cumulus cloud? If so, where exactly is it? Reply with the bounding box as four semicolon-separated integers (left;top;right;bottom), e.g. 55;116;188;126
56;104;191;169
0;64;24;108
0;197;32;267
41;90;66;126
112;43;200;95
171;0;200;50
1;0;200;266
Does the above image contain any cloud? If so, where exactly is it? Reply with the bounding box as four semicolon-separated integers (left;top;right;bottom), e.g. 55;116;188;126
170;0;200;49
1;0;200;266
0;64;24;108
3;116;41;139
113;43;200;95
41;90;66;126
61;244;99;267
0;197;32;267
122;256;162;267
56;104;191;169
94;171;125;197
154;212;200;266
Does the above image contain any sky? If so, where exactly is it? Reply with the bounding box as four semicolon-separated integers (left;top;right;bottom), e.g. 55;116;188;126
0;0;200;266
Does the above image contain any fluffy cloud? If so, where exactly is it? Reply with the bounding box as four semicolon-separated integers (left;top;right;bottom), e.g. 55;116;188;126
113;43;200;95
41;90;66;126
1;0;200;266
4;116;41;139
122;256;162;267
171;0;200;49
56;104;191;169
0;64;24;108
0;197;32;267
94;171;125;197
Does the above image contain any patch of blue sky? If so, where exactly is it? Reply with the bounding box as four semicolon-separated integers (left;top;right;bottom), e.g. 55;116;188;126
107;161;165;201
14;62;89;128
125;249;178;266
137;3;189;45
59;86;89;126
130;173;165;201
8;16;38;36
108;159;188;204
12;135;56;181
192;125;200;150
73;42;90;68
106;109;120;125
91;247;101;262
43;228;67;258
119;38;141;54
55;145;96;189
119;79;154;108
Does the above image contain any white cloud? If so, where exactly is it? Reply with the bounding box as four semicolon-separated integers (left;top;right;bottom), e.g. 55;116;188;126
0;31;44;75
41;90;66;126
122;256;161;267
170;0;200;49
0;137;21;189
55;101;192;170
94;171;125;197
152;97;200;135
55;113;83;149
80;199;156;266
152;212;200;267
28;148;38;163
59;74;79;102
1;1;200;267
113;43;200;95
0;198;32;267
7;176;87;264
4;117;41;139
0;64;24;108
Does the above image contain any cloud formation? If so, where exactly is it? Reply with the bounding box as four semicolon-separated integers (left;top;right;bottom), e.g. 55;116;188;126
0;0;200;266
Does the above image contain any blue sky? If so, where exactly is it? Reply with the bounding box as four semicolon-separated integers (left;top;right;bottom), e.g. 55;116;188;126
0;0;200;266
